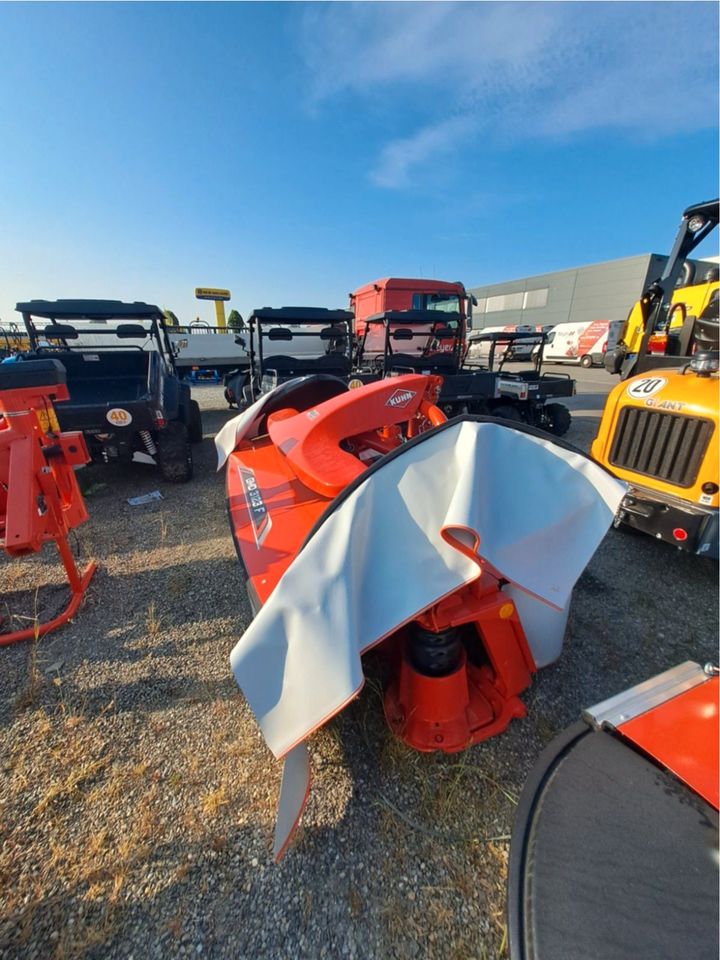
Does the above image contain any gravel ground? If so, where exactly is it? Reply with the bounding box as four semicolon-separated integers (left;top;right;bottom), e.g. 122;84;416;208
1;384;717;960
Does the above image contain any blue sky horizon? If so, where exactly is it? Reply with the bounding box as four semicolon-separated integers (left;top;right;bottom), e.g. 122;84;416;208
1;1;718;327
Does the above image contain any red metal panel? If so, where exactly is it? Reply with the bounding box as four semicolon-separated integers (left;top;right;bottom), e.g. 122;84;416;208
619;676;719;809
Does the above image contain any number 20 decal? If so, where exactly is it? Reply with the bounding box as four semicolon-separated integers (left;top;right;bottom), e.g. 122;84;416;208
626;377;667;399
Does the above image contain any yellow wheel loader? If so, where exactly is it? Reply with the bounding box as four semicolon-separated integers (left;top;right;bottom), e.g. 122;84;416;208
593;199;719;557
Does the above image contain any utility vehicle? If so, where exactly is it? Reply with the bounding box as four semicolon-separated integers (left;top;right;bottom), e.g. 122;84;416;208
16;299;202;482
224;307;354;408
355;310;575;435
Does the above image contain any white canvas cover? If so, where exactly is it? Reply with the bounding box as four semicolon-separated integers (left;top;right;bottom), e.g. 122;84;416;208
215;384;287;470
227;420;626;858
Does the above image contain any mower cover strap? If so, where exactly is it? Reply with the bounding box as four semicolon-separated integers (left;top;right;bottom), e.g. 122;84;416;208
227;420;625;859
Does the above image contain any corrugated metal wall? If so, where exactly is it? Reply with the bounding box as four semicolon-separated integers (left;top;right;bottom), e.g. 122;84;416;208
469;254;715;330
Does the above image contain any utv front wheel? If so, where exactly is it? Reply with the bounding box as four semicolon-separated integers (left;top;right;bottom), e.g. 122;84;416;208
158;421;193;482
188;399;203;444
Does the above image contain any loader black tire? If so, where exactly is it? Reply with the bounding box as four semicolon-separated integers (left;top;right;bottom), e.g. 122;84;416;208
157;421;193;483
188;399;203;444
544;402;572;437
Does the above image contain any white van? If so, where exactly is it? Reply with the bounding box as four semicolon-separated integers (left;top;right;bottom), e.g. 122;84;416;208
538;320;621;368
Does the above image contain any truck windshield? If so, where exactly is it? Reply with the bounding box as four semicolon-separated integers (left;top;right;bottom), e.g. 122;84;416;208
411;292;461;314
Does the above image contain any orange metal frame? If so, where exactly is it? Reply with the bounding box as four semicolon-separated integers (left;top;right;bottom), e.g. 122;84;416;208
383;575;536;752
0;373;96;646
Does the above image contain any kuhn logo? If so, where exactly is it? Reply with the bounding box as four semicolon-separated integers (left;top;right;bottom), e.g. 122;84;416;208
385;389;416;409
238;467;272;547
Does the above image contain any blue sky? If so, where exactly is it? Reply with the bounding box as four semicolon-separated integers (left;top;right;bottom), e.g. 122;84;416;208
0;1;718;327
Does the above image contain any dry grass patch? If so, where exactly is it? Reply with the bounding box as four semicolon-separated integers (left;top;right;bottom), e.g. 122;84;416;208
0;695;180;958
145;600;162;638
33;755;112;816
201;784;228;816
14;637;43;711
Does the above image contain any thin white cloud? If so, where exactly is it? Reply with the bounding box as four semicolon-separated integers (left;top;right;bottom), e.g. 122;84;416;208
370;115;472;188
297;1;719;189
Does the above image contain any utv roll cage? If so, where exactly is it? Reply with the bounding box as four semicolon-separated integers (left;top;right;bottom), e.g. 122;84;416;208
16;299;178;369
248;306;354;400
464;330;549;373
356;310;463;376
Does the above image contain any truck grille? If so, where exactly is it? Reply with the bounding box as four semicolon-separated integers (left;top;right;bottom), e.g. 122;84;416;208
609;407;713;488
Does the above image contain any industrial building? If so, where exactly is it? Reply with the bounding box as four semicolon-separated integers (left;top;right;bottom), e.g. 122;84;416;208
469;253;718;330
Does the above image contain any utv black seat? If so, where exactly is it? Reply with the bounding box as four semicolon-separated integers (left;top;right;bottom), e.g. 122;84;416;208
0;358;66;391
387;352;458;374
264;355;351;377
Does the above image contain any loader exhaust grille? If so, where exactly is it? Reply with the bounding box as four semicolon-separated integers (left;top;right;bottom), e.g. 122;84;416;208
609;407;713;488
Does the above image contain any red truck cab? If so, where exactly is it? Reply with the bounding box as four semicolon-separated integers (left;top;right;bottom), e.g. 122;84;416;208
350;278;474;345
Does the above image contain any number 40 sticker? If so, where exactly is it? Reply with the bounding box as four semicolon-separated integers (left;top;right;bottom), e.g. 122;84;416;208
626;377;667;399
106;407;133;427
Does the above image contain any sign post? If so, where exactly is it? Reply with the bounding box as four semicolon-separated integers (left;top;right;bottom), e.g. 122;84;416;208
195;287;232;330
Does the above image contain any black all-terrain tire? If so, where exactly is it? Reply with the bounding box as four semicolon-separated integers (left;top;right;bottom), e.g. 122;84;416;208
580;354;593;368
492;404;523;422
157;421;193;482
188;399;203;444
544;402;572;437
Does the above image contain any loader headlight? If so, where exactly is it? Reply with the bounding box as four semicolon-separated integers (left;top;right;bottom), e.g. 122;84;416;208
689;351;719;375
688;215;706;233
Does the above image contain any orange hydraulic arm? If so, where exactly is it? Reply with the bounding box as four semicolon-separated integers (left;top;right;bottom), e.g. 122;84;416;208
0;359;96;645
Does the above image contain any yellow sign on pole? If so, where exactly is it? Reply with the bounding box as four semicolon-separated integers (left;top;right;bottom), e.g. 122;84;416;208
195;287;231;329
195;287;231;301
